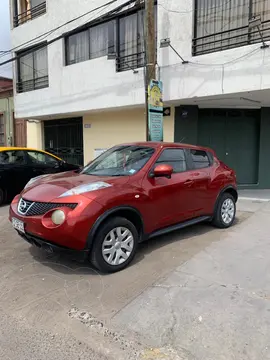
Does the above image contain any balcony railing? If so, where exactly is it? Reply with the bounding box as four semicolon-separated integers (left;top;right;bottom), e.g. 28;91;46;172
16;75;49;93
14;2;46;27
192;19;270;56
116;51;145;72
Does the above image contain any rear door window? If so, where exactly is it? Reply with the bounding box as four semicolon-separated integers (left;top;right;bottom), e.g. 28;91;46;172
155;148;187;173
27;151;59;166
190;149;211;169
0;150;26;165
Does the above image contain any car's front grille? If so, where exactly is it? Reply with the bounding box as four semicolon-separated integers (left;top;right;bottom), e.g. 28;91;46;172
17;198;77;216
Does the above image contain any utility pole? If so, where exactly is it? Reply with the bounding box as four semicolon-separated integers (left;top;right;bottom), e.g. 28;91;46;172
144;0;156;141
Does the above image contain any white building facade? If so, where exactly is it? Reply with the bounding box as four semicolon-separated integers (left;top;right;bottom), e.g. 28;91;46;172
9;0;270;188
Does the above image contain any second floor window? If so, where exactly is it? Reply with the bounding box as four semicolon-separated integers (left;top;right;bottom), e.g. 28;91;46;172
17;45;49;93
117;10;145;71
65;6;157;72
66;21;116;65
193;0;270;56
13;0;46;27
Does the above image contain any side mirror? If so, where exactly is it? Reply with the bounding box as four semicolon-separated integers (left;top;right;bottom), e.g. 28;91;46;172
54;160;63;169
152;164;173;179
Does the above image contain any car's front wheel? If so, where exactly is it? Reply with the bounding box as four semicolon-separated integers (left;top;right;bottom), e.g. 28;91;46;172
90;217;139;273
212;192;236;228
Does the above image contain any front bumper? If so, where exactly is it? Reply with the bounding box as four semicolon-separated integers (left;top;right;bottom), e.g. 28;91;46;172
18;230;89;262
9;195;104;252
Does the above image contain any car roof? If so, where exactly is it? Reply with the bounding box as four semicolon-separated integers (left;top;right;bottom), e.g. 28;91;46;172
117;141;214;153
0;147;62;161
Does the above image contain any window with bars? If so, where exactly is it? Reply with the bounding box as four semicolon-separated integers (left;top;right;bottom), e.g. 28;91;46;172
117;10;146;72
193;0;270;55
13;0;46;27
65;6;157;72
17;45;49;93
66;21;116;65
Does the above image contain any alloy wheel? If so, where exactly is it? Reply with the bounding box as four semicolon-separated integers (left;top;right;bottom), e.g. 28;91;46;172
102;227;134;266
221;198;235;225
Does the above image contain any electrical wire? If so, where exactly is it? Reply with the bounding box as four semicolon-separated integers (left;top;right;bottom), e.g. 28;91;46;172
159;45;262;71
12;45;264;114
158;0;233;15
188;46;262;67
0;0;118;58
8;0;141;85
0;0;135;60
159;0;269;62
2;1;263;77
159;0;269;17
0;0;138;67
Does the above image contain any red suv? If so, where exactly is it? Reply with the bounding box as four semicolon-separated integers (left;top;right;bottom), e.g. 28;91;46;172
9;142;237;273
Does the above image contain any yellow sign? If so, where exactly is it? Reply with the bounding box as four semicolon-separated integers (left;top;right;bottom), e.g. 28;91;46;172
148;82;163;109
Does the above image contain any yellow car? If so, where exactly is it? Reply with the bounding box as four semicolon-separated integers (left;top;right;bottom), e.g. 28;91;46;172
0;147;80;204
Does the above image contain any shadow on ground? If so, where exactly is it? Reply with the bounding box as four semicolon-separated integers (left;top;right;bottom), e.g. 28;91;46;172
29;212;249;277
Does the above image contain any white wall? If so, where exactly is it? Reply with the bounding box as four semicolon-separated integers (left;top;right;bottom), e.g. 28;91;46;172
11;0;146;119
158;0;270;103
11;0;270;119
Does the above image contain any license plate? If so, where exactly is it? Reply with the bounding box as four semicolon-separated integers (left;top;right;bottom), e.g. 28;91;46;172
12;218;25;233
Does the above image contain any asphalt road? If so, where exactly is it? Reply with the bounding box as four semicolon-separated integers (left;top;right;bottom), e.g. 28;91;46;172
0;201;260;359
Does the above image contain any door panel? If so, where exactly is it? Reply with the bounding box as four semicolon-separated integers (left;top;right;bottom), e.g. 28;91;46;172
143;148;199;231
0;150;31;198
198;109;260;185
146;171;198;229
26;151;60;178
225;111;259;184
44;118;83;166
198;109;227;163
189;170;212;215
14;118;27;147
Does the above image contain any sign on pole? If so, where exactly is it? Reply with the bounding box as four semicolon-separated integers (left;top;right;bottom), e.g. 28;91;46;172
148;80;163;142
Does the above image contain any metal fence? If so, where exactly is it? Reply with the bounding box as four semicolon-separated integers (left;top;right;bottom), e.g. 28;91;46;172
14;2;46;27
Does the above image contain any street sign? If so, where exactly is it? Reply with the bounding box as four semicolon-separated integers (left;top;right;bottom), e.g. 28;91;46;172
148;80;163;142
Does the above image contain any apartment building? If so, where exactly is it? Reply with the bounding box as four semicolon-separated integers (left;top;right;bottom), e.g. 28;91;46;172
0;76;26;147
9;0;270;188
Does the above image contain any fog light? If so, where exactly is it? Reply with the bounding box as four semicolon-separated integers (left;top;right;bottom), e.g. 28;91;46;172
51;210;65;225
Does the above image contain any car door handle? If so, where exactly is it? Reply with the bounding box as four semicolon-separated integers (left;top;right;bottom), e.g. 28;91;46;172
184;179;194;186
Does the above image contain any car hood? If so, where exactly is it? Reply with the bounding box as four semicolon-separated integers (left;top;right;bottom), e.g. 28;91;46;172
21;171;130;202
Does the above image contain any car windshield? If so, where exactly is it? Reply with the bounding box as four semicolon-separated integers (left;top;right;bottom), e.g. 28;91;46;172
82;145;155;176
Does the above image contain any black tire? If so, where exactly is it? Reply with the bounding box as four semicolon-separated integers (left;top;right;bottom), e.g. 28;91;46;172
212;192;236;229
90;216;139;273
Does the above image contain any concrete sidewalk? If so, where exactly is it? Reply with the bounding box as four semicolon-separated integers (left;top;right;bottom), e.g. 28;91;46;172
238;189;270;201
112;200;270;360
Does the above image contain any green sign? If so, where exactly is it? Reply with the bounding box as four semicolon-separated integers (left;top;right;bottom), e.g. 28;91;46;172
148;80;163;142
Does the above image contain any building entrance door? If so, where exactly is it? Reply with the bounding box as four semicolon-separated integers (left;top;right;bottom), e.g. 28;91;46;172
198;109;260;185
44;117;83;166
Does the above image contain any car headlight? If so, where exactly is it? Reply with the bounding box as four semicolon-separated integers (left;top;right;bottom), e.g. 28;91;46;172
58;181;111;198
51;210;66;225
24;174;49;189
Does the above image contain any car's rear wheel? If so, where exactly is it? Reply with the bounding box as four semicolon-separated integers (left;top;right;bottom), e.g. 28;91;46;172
212;192;236;228
90;217;139;273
